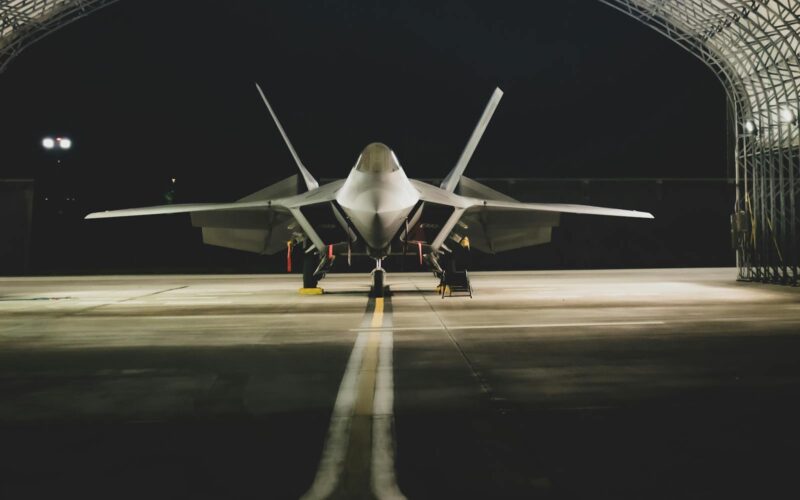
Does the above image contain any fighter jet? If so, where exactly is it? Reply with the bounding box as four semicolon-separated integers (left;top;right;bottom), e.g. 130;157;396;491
86;85;653;296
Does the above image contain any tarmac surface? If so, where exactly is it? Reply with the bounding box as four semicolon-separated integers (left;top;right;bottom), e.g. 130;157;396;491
1;268;799;499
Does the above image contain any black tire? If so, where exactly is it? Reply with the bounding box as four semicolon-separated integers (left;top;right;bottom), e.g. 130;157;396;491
303;252;319;289
372;269;385;297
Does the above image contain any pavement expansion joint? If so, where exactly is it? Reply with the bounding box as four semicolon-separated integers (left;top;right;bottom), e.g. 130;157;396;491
302;295;405;500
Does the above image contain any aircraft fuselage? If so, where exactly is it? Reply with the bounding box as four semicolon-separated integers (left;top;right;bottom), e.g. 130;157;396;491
84;85;654;295
336;142;419;258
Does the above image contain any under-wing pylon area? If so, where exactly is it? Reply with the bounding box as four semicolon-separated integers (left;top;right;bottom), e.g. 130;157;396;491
86;86;652;295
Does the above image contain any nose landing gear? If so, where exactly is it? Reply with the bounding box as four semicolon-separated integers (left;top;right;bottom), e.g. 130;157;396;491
370;258;386;297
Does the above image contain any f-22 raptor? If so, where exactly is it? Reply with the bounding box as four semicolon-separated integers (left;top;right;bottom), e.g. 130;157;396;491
86;85;653;296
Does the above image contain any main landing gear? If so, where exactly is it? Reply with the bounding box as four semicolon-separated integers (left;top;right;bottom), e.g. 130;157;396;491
302;250;327;290
371;258;386;298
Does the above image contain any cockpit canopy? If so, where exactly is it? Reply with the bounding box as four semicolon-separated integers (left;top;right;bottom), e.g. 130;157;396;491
354;142;401;173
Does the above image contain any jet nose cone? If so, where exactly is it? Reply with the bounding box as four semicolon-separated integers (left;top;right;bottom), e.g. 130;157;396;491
354;142;401;173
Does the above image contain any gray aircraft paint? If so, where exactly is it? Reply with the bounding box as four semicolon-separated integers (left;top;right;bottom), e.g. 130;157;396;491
85;85;653;278
336;143;420;255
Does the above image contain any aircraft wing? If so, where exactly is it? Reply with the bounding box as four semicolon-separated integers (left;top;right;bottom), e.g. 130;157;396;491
467;199;654;219
457;199;652;253
85;178;344;254
84;200;281;219
411;179;653;253
411;179;653;218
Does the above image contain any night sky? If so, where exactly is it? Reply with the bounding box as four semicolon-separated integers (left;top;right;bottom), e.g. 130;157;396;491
0;0;732;272
1;0;725;200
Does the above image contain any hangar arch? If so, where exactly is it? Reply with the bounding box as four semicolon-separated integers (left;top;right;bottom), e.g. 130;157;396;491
601;0;800;285
0;0;119;74
3;1;795;283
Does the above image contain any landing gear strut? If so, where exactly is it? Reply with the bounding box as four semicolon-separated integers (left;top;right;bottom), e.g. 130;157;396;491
371;258;386;297
303;251;320;289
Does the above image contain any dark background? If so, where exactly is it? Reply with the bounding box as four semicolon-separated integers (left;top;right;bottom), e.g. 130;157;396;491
0;0;732;274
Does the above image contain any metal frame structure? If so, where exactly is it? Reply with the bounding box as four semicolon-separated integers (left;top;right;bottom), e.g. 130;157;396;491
600;0;800;285
2;0;795;282
0;0;119;74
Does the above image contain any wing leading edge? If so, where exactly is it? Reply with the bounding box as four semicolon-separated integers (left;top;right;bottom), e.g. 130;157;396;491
412;179;652;253
412;179;652;218
472;199;654;219
84;200;278;219
85;178;343;254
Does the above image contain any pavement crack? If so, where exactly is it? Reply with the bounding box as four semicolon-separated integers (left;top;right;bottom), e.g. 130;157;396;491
70;285;189;317
414;282;494;400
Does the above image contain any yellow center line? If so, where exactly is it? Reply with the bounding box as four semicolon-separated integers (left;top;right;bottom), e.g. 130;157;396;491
303;296;405;499
370;297;384;328
338;297;386;496
355;298;383;417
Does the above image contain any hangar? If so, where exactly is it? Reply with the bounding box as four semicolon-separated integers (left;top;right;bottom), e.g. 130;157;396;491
2;2;800;499
0;0;118;74
602;0;800;285
3;1;798;284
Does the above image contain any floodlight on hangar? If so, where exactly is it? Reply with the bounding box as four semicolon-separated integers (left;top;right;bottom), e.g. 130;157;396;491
599;0;800;286
779;107;797;125
0;0;120;75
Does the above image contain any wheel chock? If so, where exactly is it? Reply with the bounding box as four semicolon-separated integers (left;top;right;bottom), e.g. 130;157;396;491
299;287;324;295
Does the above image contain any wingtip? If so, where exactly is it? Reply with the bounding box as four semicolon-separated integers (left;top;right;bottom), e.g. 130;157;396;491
85;210;112;220
254;82;267;100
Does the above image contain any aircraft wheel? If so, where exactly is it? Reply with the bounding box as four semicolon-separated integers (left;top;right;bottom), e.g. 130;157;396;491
372;269;385;297
303;252;319;289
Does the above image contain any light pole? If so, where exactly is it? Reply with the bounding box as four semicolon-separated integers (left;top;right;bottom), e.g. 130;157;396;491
39;135;76;214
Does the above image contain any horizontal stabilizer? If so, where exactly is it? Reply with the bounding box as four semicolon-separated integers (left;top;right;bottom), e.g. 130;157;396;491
456;176;517;202
238;174;301;202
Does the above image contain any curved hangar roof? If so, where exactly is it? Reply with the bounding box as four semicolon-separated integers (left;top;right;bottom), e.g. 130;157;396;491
3;0;795;147
0;0;118;74
601;0;800;148
600;0;800;286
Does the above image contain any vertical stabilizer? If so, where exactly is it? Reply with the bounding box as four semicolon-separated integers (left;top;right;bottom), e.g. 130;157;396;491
255;83;319;191
440;87;503;193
